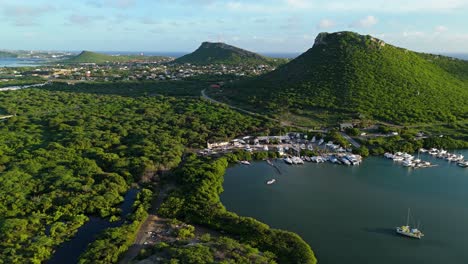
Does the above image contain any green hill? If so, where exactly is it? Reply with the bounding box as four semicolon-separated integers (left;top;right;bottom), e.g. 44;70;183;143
174;42;287;66
0;51;18;58
61;51;170;64
219;31;468;125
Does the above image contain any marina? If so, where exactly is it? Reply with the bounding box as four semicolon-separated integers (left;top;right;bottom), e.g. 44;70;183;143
203;132;365;168
221;149;468;264
384;148;466;169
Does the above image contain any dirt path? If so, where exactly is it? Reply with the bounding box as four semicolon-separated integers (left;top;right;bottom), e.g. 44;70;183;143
119;184;173;264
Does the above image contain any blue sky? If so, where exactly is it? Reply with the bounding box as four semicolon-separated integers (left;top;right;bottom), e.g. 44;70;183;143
0;0;467;53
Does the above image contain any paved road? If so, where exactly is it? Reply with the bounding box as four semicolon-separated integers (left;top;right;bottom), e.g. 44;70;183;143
340;132;361;148
0;115;14;120
201;89;326;133
0;82;49;92
201;89;279;122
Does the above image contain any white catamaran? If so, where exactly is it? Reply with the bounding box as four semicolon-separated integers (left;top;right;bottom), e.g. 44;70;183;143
396;208;424;239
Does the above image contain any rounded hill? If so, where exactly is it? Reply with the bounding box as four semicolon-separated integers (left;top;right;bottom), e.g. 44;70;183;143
219;31;468;124
174;42;287;66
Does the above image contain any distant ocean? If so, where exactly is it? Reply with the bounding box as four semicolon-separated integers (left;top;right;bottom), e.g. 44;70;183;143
442;53;468;60
97;51;301;59
69;51;468;60
1;52;467;68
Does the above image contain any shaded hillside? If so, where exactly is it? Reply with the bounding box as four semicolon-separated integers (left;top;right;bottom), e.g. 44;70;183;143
61;51;170;64
174;42;287;66
220;31;468;124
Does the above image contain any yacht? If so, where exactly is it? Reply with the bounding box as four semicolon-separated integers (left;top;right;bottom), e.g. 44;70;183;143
266;179;276;185
402;160;414;167
396;208;424;239
292;156;304;164
340;157;351;166
329;156;339;164
284;157;293;165
458;161;468;168
346;154;361;165
240;160;251;165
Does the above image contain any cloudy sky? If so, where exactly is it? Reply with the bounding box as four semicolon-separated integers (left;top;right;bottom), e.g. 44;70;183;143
0;0;467;53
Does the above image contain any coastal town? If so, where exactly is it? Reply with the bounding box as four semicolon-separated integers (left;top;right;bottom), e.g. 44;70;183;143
0;57;278;85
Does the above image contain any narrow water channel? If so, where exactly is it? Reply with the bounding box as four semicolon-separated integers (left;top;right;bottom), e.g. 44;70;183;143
47;189;139;264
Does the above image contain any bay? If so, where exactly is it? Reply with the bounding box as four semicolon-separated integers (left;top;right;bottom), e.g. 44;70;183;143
0;58;42;67
221;150;468;264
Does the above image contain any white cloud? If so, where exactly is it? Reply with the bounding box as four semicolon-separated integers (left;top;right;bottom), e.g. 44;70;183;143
285;0;313;9
225;2;267;12
403;31;426;38
434;25;448;33
379;30;468;53
317;19;336;29
351;15;378;28
323;0;468;12
87;0;137;9
68;14;105;26
2;4;55;26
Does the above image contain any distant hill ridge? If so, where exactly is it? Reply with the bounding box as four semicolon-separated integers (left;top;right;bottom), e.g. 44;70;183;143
220;31;468;124
61;50;170;64
174;42;287;66
0;51;18;58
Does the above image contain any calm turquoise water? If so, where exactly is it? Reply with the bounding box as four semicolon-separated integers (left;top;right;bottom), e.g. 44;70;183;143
221;150;468;264
0;58;40;67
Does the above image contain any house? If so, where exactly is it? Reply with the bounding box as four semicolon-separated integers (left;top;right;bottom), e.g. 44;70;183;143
210;84;221;89
207;141;229;149
340;123;354;131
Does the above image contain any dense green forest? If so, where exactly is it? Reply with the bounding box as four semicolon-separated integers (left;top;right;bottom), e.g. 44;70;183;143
158;154;317;264
218;31;468;125
61;51;171;64
138;235;278;263
174;42;288;66
42;79;211;97
0;86;272;263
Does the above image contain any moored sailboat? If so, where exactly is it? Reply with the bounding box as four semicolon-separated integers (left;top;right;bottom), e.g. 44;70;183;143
396;208;424;239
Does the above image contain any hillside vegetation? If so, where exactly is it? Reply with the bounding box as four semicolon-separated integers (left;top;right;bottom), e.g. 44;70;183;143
61;51;170;64
174;42;287;66
220;31;468;125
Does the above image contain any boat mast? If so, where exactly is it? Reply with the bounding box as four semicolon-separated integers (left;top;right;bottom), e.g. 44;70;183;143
406;208;410;226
